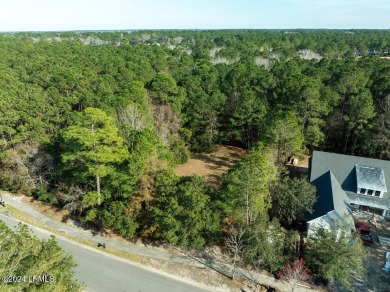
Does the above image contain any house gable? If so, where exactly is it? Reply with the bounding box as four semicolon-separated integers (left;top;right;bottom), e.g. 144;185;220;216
307;170;353;236
307;151;390;235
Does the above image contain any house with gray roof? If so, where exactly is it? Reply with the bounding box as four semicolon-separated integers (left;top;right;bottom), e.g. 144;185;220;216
307;151;390;237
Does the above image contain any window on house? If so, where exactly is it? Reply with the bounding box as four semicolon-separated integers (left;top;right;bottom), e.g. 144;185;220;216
375;190;381;197
360;188;366;194
367;189;374;196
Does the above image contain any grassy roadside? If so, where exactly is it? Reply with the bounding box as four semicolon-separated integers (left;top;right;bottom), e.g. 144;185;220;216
1;205;242;290
2;205;144;263
1;204;278;291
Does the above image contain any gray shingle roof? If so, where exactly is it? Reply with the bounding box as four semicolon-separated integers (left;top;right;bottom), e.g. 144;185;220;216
308;151;390;219
330;171;351;217
310;151;390;196
307;171;333;221
307;170;350;221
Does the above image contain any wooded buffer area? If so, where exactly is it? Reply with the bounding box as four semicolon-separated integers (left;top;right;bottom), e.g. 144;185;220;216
0;30;387;288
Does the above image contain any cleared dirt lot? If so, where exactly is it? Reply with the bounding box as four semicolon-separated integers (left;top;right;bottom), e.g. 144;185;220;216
175;145;246;188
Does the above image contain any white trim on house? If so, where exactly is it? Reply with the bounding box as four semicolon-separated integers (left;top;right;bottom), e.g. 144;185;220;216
307;210;355;238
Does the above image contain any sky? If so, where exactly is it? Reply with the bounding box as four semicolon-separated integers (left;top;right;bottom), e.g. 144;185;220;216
0;0;389;32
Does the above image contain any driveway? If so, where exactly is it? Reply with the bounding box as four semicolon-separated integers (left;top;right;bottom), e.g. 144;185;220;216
345;212;390;292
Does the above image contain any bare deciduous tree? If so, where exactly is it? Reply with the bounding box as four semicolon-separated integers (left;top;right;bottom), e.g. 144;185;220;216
205;114;218;147
0;142;54;194
116;104;149;148
55;183;88;215
225;224;246;279
116;104;148;132
280;258;310;292
150;103;180;146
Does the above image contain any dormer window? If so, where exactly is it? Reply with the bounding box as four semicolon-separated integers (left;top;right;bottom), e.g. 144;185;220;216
356;164;387;198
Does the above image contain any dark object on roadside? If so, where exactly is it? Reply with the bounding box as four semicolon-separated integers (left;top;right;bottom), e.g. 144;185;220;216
273;271;281;279
0;195;5;207
313;275;328;286
97;242;106;248
355;221;373;244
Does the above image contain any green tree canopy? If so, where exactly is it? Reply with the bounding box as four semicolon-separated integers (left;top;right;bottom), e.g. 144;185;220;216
267;111;305;166
220;143;276;226
243;218;299;273
149;72;186;113
146;171;220;248
270;176;317;226
0;221;81;291
150;73;179;102
59;107;129;209
304;225;367;290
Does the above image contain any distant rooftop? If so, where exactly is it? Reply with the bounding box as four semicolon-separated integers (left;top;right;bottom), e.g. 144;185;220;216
356;164;387;192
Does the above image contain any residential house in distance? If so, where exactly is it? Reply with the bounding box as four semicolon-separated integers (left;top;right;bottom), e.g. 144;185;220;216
306;151;390;237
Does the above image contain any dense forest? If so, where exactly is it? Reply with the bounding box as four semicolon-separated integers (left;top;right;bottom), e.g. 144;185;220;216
1;30;389;288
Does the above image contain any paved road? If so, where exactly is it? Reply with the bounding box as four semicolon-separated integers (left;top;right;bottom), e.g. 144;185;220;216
0;214;208;292
0;192;315;292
